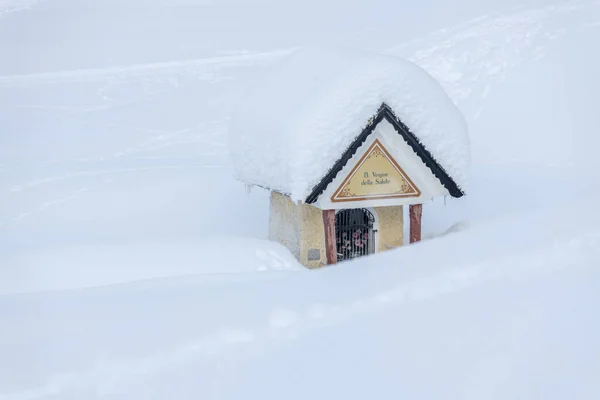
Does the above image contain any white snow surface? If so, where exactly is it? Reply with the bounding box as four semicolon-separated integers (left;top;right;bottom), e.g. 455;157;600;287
229;47;470;201
0;237;301;296
2;198;600;399
2;0;600;398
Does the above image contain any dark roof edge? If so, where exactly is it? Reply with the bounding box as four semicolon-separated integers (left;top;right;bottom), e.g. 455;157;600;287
305;103;464;204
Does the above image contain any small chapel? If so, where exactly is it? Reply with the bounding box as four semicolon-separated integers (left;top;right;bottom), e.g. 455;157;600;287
229;46;469;269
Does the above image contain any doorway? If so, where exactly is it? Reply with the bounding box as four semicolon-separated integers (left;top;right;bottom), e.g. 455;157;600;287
335;208;377;261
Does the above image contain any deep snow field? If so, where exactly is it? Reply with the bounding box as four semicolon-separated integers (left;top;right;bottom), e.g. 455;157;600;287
1;0;600;398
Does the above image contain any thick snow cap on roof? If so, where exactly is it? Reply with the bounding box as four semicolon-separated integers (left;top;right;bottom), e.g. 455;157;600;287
229;46;470;202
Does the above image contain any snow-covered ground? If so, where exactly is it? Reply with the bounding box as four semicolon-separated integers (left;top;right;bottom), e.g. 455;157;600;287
2;198;600;399
1;0;600;398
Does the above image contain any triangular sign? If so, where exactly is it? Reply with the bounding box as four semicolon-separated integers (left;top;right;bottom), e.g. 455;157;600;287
331;139;421;202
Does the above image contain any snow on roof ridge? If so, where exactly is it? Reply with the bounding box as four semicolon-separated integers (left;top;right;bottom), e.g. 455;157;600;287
229;45;470;202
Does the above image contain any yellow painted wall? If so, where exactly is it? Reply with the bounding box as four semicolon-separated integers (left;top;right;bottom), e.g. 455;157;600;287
270;192;404;268
375;206;404;252
269;192;326;268
269;192;301;259
299;203;327;269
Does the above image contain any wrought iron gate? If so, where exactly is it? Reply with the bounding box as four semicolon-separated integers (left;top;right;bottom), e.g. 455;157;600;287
335;208;376;261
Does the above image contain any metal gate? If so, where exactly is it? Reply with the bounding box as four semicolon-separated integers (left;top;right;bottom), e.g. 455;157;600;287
335;208;376;261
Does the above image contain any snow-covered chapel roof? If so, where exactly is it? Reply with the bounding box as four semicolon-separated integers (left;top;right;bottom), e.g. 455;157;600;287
229;46;470;203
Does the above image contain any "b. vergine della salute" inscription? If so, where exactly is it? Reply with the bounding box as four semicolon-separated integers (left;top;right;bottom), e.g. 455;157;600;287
361;171;391;186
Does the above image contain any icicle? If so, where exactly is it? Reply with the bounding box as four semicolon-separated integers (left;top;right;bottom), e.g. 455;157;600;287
245;184;253;197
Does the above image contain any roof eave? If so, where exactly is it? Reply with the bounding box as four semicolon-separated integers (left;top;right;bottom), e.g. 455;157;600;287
305;102;465;204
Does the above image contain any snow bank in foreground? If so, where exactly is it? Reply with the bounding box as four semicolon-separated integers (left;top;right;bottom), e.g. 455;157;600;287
229;46;469;201
2;197;599;399
0;236;302;295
